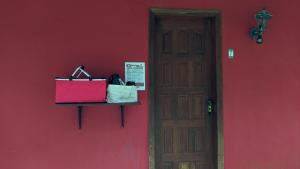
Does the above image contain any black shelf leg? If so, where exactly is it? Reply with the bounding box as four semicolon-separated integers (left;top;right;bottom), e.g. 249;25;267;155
120;105;124;128
78;106;83;129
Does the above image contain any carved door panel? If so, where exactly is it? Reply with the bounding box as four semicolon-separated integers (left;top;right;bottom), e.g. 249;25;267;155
154;16;216;169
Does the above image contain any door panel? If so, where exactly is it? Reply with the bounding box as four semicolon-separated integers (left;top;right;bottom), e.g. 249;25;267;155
154;16;216;169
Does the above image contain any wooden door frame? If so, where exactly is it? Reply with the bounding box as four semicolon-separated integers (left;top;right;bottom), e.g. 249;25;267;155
148;8;223;169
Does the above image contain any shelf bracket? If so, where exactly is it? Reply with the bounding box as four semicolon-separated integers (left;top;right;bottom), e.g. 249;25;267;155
77;105;124;129
120;105;125;128
78;106;83;129
55;103;139;129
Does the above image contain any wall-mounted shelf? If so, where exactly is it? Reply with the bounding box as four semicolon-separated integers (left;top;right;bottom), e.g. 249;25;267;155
56;102;140;129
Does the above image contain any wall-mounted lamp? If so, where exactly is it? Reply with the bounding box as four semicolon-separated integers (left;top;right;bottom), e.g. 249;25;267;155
249;9;272;44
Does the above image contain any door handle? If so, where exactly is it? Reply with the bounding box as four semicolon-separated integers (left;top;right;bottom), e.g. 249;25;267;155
207;98;216;114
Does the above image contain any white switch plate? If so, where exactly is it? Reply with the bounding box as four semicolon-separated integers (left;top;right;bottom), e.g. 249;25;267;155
228;48;234;60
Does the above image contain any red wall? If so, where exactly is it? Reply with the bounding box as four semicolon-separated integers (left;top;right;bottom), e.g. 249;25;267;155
1;0;300;169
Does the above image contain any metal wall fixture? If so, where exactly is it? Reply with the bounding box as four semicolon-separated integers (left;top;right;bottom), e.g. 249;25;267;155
249;9;272;44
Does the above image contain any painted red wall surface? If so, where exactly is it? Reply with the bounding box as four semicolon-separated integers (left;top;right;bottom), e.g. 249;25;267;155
1;0;300;169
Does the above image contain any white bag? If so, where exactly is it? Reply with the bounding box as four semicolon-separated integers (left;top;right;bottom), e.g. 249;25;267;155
107;85;138;103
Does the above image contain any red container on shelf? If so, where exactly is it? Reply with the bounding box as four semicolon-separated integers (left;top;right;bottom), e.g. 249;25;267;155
55;65;107;103
55;78;107;103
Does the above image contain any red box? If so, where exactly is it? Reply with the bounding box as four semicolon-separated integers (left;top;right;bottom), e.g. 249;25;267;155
55;78;107;103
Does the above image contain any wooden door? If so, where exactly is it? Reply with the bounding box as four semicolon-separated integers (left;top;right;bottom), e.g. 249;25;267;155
153;15;217;169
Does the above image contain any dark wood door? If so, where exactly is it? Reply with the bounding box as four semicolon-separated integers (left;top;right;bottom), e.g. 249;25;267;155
153;16;217;169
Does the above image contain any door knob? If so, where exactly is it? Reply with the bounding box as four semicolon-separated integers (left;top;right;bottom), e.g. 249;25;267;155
207;98;216;114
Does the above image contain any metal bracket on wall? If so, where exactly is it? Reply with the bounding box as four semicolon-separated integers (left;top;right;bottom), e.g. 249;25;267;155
56;102;139;129
120;105;125;128
76;105;126;129
78;106;83;129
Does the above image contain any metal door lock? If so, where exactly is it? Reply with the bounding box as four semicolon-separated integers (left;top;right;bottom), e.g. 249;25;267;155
207;99;216;113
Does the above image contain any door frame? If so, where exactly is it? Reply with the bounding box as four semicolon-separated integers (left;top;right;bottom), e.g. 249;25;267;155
148;8;223;169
